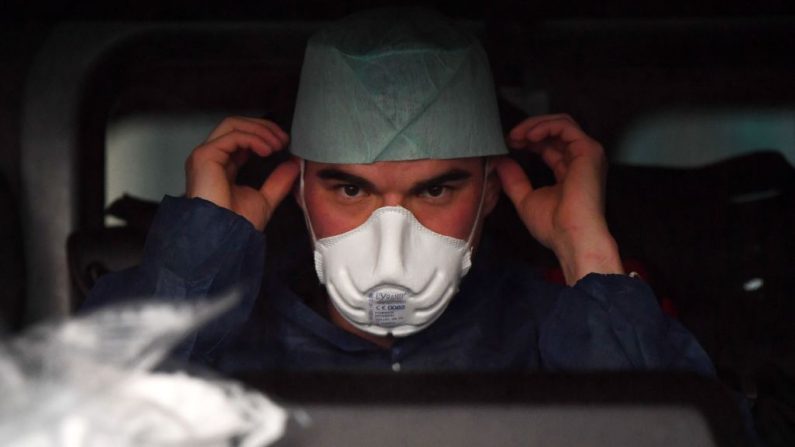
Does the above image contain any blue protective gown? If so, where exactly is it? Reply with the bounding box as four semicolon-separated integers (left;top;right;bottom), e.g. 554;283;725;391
82;196;716;376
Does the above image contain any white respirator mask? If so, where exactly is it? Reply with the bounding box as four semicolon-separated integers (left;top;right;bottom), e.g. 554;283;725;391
299;161;488;337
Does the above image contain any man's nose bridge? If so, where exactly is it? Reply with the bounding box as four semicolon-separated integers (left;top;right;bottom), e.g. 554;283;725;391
372;210;406;280
382;193;404;207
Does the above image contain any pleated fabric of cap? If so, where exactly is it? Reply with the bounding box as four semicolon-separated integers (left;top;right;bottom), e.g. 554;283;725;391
290;7;508;163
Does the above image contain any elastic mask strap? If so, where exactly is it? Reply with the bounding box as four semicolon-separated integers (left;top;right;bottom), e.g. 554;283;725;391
465;159;493;245
299;159;320;243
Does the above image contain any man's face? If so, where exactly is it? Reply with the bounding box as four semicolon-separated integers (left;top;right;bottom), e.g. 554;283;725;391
301;157;500;241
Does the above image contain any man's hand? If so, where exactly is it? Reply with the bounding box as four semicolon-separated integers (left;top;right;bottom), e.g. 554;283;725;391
494;114;624;285
185;116;300;231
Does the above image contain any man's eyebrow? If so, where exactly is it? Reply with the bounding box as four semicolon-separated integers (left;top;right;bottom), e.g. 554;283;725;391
409;169;472;195
316;168;376;190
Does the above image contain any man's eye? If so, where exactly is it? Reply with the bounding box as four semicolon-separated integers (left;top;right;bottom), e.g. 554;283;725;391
421;185;450;199
341;185;361;197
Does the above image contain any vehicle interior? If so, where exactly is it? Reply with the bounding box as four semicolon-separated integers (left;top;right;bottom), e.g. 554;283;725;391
2;0;794;445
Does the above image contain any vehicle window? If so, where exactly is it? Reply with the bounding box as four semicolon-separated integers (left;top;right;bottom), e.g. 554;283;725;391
105;112;254;225
615;107;795;167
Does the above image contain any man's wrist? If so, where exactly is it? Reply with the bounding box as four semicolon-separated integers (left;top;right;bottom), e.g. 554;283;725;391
552;229;625;285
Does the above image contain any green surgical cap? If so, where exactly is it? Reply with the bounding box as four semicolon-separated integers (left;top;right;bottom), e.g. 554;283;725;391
290;8;508;163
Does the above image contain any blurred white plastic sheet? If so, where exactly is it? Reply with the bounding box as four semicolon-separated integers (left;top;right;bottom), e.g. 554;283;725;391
0;294;287;447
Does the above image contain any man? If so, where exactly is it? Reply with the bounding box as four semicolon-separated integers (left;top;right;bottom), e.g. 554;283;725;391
84;8;713;374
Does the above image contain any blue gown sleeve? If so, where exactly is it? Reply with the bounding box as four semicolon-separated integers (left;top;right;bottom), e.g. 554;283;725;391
538;273;716;375
81;195;266;365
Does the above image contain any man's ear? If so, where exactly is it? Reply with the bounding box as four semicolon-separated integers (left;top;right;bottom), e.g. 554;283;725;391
483;169;501;217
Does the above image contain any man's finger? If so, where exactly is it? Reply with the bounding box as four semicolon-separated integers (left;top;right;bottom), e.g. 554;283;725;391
251;118;290;145
526;118;589;145
196;131;277;163
208;116;288;149
208;116;261;140
236;117;290;146
523;120;604;166
507;114;579;146
493;157;534;207
260;157;301;212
